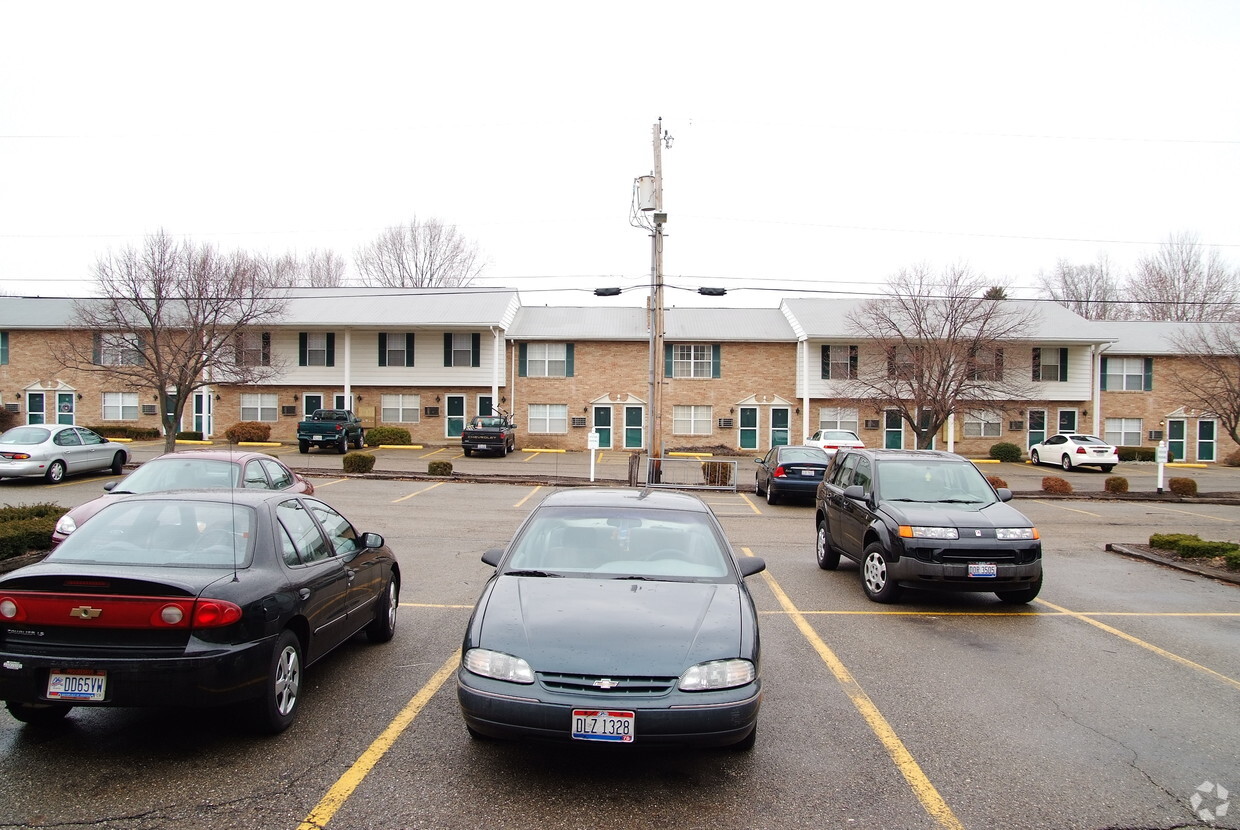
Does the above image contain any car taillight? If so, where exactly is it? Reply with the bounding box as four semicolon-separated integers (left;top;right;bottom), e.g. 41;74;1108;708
772;465;787;478
1;452;32;460
335;424;344;432
192;600;243;627
824;445;839;450
1076;446;1086;454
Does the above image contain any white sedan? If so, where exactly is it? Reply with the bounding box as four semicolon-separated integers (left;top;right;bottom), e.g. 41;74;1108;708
804;429;865;456
1028;433;1119;472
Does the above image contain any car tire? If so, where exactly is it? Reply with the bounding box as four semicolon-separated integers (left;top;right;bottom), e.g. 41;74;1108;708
861;543;902;603
500;443;508;457
765;484;779;505
110;452;126;475
353;433;364;450
1060;454;1072;471
1100;464;1114;473
754;476;765;497
463;447;472;457
250;629;302;734
299;440;309;454
996;576;1043;605
44;460;66;484
815;518;841;570
6;700;72;726
1030;450;1041;465
365;574;399;644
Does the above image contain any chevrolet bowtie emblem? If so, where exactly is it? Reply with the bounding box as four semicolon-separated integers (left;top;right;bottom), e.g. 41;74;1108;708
593;678;619;690
69;606;103;620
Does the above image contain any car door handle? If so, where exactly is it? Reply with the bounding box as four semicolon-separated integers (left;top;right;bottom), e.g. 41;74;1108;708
299;588;311;600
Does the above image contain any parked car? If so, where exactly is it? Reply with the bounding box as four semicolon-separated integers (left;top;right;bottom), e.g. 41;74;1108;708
814;448;1042;604
0;425;128;484
804;429;865;456
1028;433;1119;472
457;487;765;750
461;413;517;457
754;445;832;505
52;449;315;543
297;409;365;454
0;490;399;732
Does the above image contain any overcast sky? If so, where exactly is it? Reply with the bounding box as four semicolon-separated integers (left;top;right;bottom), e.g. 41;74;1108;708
2;1;1237;307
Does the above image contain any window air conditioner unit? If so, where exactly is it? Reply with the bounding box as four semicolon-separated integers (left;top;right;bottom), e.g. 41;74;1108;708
571;417;588;428
717;418;734;429
864;419;880;430
281;405;297;416
424;406;440;417
1148;430;1163;441
1009;420;1024;431
3;403;18;413
142;404;158;416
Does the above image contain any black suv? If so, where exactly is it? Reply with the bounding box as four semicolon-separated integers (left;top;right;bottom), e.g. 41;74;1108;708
814;449;1042;604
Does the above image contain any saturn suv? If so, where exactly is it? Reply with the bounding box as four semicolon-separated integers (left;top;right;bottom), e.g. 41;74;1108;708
814;449;1042;604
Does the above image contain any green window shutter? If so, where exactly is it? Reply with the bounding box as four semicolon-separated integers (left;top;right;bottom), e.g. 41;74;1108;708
565;343;575;377
92;333;102;365
665;344;673;377
0;331;8;365
378;333;388;367
1031;347;1040;382
820;345;830;379
405;333;415;366
298;333;308;367
712;344;721;378
261;332;271;365
325;333;335;367
1099;356;1108;391
518;343;528;377
1143;357;1153;391
471;333;481;367
849;345;858;378
1059;348;1068;382
444;333;453;366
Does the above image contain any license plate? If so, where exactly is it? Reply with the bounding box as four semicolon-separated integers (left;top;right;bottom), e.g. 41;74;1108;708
48;669;107;701
968;562;998;578
572;709;635;742
312;435;324;441
800;470;816;477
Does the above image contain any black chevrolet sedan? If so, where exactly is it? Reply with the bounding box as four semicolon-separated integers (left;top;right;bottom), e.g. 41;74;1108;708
754;445;832;504
457;488;764;750
0;490;399;733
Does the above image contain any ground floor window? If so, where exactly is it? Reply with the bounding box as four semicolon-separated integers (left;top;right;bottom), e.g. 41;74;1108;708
102;391;139;421
673;405;713;435
962;411;1002;438
241;393;278;422
1104;417;1142;447
818;406;859;433
528;403;568;434
381;394;420;423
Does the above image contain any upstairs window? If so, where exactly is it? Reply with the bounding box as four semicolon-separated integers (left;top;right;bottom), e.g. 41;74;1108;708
666;344;720;378
299;332;335;367
444;333;481;367
820;345;858;380
1032;347;1067;382
1101;357;1151;391
95;333;144;366
520;342;573;377
968;347;1004;381
379;333;415;367
236;331;271;367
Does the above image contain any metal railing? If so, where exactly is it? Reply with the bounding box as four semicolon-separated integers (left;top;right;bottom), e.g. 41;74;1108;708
639;456;739;492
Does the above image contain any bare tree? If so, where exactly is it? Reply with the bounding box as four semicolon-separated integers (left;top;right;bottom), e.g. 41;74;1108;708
1170;323;1240;446
354;217;485;288
55;230;289;453
1036;254;1127;320
844;264;1038;449
1127;232;1237;321
254;249;348;287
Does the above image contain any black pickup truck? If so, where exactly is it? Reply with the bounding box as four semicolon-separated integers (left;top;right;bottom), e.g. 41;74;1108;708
297;409;365;454
461;414;517;457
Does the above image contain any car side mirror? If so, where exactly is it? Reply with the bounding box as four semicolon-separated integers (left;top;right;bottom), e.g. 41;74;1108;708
738;556;766;577
103;481;118;492
481;548;503;567
843;484;865;500
362;532;385;549
754;458;763;465
995;487;1013;502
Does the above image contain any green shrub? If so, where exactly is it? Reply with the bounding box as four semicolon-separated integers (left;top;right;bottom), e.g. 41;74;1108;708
1175;539;1240;559
223;422;272;443
1223;449;1240;467
176;430;204;441
702;460;734;486
988;442;1023;463
343;452;376;474
1224;549;1240;570
1041;476;1072;495
1168;477;1198;497
428;460;453;476
365;426;413;445
0;503;67;561
0;408;18;432
1149;533;1199;551
1103;476;1129;494
86;425;161;440
986;475;1008;489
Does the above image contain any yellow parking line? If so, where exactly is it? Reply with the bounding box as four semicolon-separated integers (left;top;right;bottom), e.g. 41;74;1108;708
514;485;543;508
1143;505;1238;523
391;482;446;503
744;548;964;830
296;651;459;830
1032;499;1102;517
1035;598;1240;691
311;478;350;488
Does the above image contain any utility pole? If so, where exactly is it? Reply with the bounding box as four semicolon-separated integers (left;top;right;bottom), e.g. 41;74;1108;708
650;119;667;461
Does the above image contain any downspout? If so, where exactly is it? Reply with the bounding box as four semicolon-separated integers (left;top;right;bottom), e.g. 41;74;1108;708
1092;342;1111;437
490;327;502;413
342;329;352;407
800;337;811;443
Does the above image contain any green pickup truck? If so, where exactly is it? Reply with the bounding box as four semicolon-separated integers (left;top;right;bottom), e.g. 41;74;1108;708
297;409;365;454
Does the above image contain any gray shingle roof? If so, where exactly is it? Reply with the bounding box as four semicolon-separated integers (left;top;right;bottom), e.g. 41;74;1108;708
1091;320;1222;355
282;287;520;327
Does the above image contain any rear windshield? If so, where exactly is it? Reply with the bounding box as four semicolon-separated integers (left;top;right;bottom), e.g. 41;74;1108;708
49;501;255;568
116;458;240;492
0;427;50;445
1070;435;1108;445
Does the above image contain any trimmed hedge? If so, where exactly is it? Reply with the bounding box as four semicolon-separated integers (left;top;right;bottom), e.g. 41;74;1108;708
343;452;376;474
1103;476;1129;494
1041;476;1072;495
364;426;413;445
1149;533;1199;551
86;425;161;440
1177;539;1240;559
428;460;453;476
224;422;272;443
0;503;67;561
988;442;1023;463
1168;477;1198;497
986;475;1008;489
1225;549;1240;570
176;430;204;441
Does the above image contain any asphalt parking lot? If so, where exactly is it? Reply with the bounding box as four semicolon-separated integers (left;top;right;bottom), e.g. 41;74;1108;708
1;453;1238;830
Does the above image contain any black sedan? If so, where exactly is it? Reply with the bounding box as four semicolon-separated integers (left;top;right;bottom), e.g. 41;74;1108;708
0;490;399;733
457;488;765;750
753;445;832;504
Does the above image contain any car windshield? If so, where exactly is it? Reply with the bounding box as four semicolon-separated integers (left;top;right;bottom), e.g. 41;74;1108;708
779;447;831;463
504;506;731;580
113;458;240;492
876;460;998;505
48;500;255;568
0;427;50;445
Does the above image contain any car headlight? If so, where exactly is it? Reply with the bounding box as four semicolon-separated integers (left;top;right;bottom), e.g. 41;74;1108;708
678;659;755;691
996;527;1039;540
54;515;77;536
462;648;535;684
898;526;959;540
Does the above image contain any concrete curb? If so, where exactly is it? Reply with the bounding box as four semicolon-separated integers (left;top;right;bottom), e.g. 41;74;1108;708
1106;543;1240;586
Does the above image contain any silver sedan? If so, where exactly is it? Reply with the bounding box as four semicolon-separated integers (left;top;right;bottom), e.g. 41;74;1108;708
0;424;128;483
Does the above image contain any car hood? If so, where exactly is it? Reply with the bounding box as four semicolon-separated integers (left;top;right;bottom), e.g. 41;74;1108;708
880;500;1033;529
478;576;746;676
